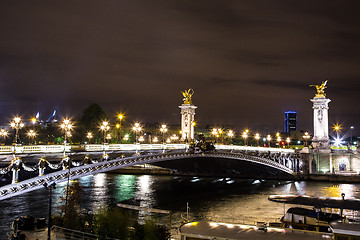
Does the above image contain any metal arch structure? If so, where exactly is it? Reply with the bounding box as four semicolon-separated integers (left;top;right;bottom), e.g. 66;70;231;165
0;151;296;201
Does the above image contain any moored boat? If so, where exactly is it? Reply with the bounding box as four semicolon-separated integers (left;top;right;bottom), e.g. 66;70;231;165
268;194;360;233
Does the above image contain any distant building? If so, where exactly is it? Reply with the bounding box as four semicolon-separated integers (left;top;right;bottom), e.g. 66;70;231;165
284;111;297;133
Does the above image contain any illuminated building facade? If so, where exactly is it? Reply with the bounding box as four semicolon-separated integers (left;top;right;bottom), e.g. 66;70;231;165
284;111;297;133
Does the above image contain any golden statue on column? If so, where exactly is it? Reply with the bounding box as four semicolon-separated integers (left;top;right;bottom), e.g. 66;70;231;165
181;89;194;104
310;80;328;97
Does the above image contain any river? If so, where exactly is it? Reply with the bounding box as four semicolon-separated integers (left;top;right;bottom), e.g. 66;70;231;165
1;174;360;238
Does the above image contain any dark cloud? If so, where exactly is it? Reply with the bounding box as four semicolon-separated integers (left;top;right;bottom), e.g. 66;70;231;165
0;0;360;133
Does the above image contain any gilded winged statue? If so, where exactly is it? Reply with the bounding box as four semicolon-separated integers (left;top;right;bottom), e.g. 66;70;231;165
181;89;194;104
310;80;328;97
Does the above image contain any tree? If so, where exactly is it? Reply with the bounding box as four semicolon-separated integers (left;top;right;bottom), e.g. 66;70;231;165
56;181;85;230
73;103;109;143
132;219;170;240
94;207;132;239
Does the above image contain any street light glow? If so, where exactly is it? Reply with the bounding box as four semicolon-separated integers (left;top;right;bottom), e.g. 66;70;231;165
0;129;8;138
332;123;342;132
87;132;93;140
334;137;343;146
118;114;124;120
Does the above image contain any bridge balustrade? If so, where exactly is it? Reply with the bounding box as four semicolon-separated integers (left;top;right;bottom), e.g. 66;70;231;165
216;144;294;153
0;146;11;153
0;143;295;155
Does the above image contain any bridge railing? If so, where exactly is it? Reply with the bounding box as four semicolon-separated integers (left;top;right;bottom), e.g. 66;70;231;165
0;143;294;155
0;143;190;154
215;144;294;153
0;146;11;153
209;151;294;174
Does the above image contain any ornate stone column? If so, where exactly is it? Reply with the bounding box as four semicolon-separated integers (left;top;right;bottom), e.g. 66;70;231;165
310;80;331;150
179;89;197;141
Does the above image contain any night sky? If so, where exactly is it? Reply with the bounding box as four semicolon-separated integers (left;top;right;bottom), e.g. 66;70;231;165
1;1;360;135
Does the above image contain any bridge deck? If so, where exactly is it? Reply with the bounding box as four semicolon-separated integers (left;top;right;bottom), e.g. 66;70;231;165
0;150;295;201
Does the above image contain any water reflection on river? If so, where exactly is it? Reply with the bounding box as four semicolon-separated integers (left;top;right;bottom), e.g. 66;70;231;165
1;174;360;237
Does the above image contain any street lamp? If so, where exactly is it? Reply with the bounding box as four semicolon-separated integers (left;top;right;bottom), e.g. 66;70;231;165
303;132;311;147
332;123;342;139
350;126;354;146
138;135;145;143
254;133;260;146
132;123;142;143
43;182;56;240
86;132;93;143
153;137;159;143
170;134;179;142
106;133;111;141
211;128;218;142
27;129;36;144
227;130;234;144
117;114;124;143
242;130;248;146
266;135;272;147
286;137;291;148
10;117;24;144
160;124;168;143
276;133;281;148
60;119;72;156
100;121;110;155
0;129;8;144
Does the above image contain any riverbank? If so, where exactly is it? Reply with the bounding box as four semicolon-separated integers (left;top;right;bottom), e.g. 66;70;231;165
112;166;360;183
301;173;360;183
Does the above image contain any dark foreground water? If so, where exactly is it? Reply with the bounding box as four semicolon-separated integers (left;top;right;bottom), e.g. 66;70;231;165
1;174;360;238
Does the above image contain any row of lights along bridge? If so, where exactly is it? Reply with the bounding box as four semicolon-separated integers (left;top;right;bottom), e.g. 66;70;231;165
0;115;353;149
0;115;317;149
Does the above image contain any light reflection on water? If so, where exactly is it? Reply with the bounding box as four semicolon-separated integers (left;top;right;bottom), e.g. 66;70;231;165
115;175;136;202
0;174;360;238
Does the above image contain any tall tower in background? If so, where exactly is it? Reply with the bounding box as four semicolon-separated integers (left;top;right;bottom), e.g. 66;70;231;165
284;111;297;133
179;89;197;141
310;80;331;150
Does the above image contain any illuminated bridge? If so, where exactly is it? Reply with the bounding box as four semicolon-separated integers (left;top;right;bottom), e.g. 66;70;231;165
0;144;299;201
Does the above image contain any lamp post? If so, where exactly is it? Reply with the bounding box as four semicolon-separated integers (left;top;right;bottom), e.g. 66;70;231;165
0;129;8;144
10;117;24;144
117;114;124;143
266;135;272;148
242;130;249;146
211;128;218;143
31;117;37;129
60;119;72;157
286;137;291;148
43;182;56;240
27;129;36;145
227;130;234;145
254;133;261;146
100;121;110;155
350;126;354;146
276;133;281;148
160;124;168;144
303;132;311;147
86;132;93;144
170;134;179;142
333;123;342;139
132;123;142;143
61;119;72;213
